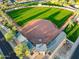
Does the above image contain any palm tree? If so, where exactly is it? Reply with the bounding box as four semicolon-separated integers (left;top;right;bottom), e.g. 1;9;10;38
68;20;74;29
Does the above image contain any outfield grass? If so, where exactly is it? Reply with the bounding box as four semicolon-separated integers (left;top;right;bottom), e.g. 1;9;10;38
64;23;79;42
7;7;73;28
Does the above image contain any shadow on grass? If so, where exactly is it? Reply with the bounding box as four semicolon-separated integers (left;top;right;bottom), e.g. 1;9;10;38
64;23;79;42
57;13;73;27
17;8;51;26
46;11;60;27
7;7;33;18
69;28;79;42
46;12;72;28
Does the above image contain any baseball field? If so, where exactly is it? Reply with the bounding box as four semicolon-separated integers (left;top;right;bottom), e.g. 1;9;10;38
6;7;79;42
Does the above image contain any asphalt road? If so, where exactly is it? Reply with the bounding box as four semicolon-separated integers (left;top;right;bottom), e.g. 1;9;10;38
0;31;19;59
71;45;79;59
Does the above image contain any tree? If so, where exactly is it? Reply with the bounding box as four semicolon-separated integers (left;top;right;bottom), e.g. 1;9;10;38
68;20;74;29
0;54;4;59
4;30;14;41
14;44;23;59
14;43;30;59
3;0;8;4
25;49;30;57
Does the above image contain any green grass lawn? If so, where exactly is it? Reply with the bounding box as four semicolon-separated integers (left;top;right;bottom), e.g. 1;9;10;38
7;7;73;28
64;23;79;42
